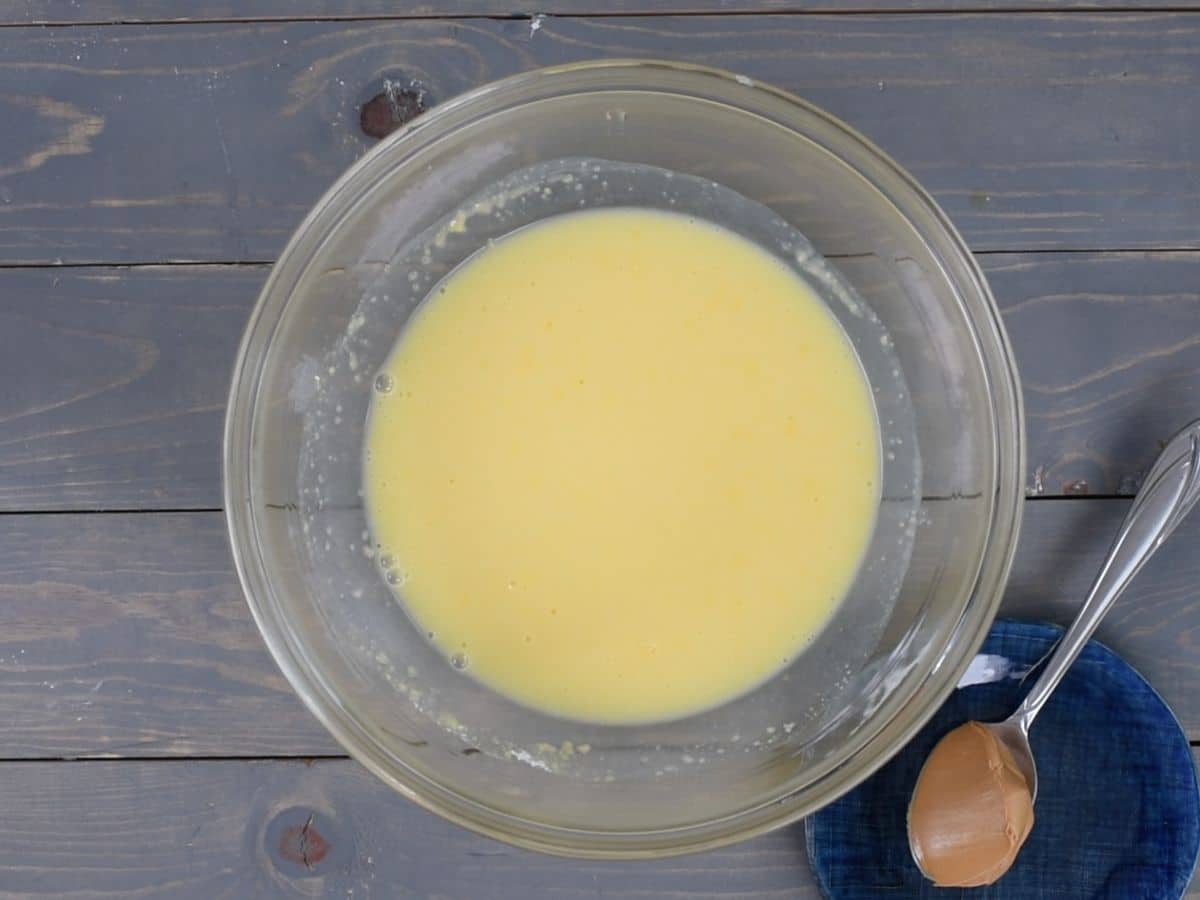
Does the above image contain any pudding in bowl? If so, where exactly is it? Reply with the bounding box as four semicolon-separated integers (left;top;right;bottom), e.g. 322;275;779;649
364;207;880;725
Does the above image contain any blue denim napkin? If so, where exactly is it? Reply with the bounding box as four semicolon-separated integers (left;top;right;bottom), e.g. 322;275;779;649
806;619;1200;899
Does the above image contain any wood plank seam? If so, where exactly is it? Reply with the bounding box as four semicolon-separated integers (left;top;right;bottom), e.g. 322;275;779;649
10;7;1200;29
6;248;1200;273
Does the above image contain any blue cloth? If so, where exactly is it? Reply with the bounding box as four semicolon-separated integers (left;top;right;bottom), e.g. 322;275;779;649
806;619;1200;899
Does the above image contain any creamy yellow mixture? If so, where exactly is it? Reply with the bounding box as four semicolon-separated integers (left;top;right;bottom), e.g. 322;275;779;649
364;208;879;723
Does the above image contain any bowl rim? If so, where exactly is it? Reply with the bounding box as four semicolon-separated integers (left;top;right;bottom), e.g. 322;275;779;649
224;58;1025;858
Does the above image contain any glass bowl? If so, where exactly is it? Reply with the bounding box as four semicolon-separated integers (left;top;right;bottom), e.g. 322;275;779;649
224;60;1024;858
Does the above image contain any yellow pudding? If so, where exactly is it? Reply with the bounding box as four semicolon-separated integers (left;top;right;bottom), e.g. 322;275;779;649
364;208;879;723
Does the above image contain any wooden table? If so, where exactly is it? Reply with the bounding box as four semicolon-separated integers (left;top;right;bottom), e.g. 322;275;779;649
3;2;1200;896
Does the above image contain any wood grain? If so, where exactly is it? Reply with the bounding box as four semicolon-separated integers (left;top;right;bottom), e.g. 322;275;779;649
7;0;1199;25
5;253;1198;510
0;757;828;899
0;265;262;511
1;15;1200;264
0;512;339;758
0;753;1192;897
988;251;1200;497
0;499;1195;760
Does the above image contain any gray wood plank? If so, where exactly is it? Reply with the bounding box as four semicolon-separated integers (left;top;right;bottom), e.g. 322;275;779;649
2;15;1200;264
0;511;340;758
6;0;1198;25
0;754;1191;898
0;265;261;511
6;253;1198;510
988;251;1200;497
0;498;1197;759
0;756;826;899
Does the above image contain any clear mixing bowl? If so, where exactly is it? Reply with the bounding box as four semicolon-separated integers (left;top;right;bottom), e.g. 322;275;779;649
224;60;1024;857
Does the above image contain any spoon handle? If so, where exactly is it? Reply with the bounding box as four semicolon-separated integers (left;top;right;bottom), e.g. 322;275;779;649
1010;420;1200;734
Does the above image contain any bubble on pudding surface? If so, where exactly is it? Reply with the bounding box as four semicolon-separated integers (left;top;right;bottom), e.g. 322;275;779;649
374;372;394;394
450;652;469;670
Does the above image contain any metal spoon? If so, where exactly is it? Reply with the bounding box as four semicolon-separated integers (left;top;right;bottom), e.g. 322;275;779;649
908;419;1200;885
987;419;1200;801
